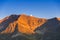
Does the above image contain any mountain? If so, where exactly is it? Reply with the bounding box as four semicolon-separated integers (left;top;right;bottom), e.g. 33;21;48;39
0;14;46;34
35;17;60;40
0;14;60;40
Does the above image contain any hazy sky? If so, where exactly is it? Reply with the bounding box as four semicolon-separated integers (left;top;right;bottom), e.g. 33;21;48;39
0;0;60;19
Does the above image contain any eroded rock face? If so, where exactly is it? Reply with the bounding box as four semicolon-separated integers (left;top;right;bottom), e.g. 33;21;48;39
17;14;46;34
0;14;46;34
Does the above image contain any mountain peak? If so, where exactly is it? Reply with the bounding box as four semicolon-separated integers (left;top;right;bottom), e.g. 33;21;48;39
17;14;47;34
49;17;60;21
0;14;46;34
54;17;60;21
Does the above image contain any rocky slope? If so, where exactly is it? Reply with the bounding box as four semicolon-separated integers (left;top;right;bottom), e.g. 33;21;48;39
0;14;60;40
35;17;60;40
0;14;46;34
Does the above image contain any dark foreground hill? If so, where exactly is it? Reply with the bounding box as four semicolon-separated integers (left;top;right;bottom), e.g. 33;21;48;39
0;14;60;40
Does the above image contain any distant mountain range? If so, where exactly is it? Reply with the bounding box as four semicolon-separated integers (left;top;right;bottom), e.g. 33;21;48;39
0;14;60;40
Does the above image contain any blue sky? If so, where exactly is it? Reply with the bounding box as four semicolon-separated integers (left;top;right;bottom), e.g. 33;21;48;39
0;0;60;19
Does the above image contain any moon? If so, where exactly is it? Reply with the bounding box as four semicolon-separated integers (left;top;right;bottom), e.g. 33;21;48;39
30;14;32;16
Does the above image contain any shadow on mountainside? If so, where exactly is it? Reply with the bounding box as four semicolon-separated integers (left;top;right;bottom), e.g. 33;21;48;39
0;15;20;32
35;17;60;40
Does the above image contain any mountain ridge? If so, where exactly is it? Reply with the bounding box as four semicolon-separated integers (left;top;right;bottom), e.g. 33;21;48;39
0;14;46;34
0;14;60;40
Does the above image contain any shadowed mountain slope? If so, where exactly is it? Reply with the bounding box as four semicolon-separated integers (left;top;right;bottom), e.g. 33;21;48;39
35;17;60;40
0;14;20;33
